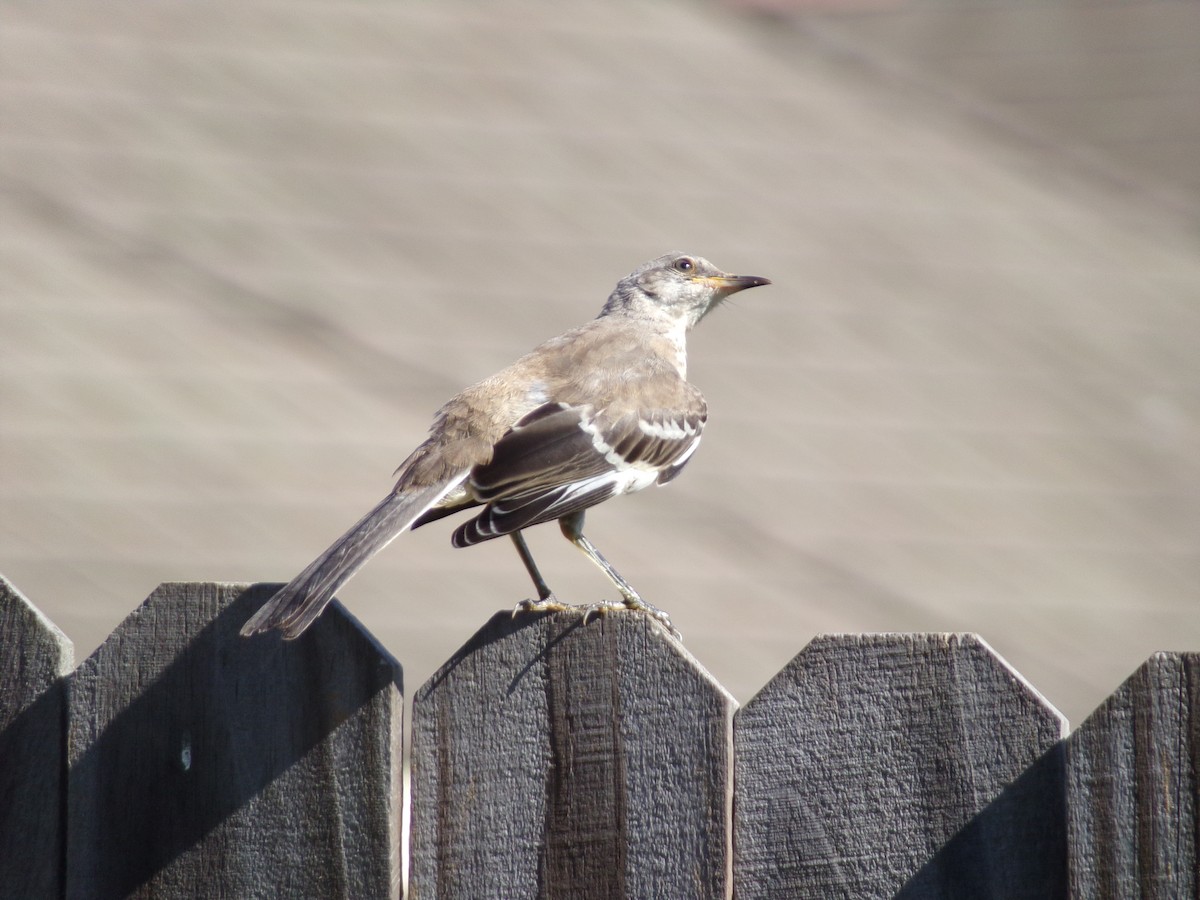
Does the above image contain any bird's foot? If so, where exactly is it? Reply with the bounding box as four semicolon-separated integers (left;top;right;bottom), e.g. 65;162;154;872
512;595;571;617
574;598;629;626
514;595;681;640
617;595;681;640
513;596;623;627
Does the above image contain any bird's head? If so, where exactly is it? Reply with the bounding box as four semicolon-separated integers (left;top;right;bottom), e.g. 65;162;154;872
604;253;771;327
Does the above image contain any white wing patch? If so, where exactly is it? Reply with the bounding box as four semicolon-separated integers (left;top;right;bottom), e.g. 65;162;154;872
637;417;696;441
668;433;702;469
577;415;680;495
578;414;626;471
549;467;657;508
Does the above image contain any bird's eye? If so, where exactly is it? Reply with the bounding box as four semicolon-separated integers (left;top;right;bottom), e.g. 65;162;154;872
674;257;695;273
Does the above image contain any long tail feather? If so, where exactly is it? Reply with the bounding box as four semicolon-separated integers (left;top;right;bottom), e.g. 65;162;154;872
241;478;462;639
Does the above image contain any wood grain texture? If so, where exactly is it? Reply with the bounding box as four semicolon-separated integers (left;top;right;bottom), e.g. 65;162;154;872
733;633;1068;899
409;609;735;900
1066;651;1200;897
65;582;403;900
0;574;73;900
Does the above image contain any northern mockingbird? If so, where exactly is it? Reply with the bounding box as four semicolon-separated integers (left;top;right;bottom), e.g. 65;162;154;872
241;253;770;639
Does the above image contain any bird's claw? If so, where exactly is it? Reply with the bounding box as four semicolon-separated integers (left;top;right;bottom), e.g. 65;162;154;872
512;595;681;640
512;595;571;617
576;598;629;625
618;596;681;640
576;594;683;640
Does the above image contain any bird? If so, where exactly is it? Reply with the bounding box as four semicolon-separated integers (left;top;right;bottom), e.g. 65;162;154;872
240;252;770;639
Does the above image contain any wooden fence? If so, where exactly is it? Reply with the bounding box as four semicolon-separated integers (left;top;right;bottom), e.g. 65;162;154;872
1;574;1196;899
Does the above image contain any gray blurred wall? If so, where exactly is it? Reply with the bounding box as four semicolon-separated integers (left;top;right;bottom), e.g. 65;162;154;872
2;0;1198;725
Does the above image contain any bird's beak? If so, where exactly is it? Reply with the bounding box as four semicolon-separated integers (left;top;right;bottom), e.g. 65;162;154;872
698;273;772;296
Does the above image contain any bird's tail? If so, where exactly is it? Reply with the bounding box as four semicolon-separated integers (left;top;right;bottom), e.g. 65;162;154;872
241;479;462;639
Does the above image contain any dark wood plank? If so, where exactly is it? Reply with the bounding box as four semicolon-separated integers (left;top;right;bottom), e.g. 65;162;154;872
409;609;734;900
734;633;1068;899
66;582;403;900
1066;651;1200;897
0;574;73;900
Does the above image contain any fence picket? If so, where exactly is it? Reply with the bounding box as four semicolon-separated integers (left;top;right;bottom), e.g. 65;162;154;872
733;633;1068;899
4;575;1200;897
409;609;735;900
0;575;73;899
1066;651;1200;896
64;582;403;900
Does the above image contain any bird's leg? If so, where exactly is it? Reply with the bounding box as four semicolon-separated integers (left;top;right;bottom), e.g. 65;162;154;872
558;512;678;636
510;531;569;614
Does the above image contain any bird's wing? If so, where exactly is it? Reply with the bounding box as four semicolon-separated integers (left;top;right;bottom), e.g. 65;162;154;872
453;396;706;545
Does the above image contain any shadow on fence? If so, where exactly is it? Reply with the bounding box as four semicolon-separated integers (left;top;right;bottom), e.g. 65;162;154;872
1;574;1196;898
894;745;1068;897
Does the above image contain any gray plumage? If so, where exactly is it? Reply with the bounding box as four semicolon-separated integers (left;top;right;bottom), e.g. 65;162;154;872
241;253;770;639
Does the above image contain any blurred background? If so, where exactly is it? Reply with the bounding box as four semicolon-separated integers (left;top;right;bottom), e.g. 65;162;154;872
2;0;1198;727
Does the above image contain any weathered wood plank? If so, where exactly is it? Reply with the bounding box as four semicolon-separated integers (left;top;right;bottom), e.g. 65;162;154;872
409;609;735;900
66;582;403;900
734;633;1067;899
1066;651;1200;897
0;574;74;900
